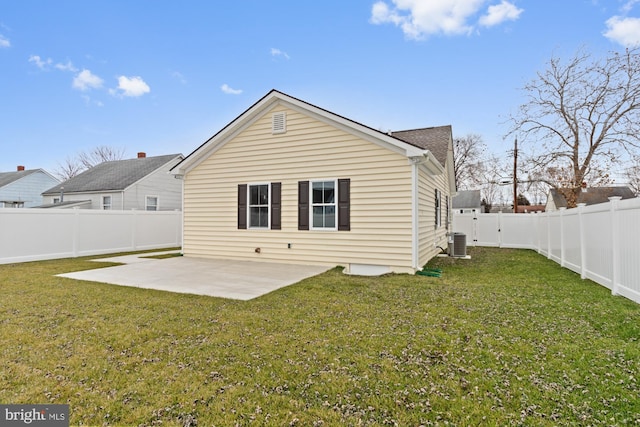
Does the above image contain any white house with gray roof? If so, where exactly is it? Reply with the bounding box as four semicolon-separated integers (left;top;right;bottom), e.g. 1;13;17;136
40;153;183;210
0;166;60;208
453;190;482;214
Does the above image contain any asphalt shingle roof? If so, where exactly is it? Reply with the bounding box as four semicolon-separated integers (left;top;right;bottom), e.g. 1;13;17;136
390;125;452;167
0;169;40;188
43;154;182;195
549;186;636;208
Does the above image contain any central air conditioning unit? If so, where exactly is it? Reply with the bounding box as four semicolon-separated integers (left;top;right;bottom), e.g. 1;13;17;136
448;232;467;257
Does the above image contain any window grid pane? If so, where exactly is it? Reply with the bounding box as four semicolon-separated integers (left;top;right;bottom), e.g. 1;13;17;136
249;184;269;228
311;181;336;229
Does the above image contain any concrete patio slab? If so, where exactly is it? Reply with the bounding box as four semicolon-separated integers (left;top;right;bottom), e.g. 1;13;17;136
57;252;332;300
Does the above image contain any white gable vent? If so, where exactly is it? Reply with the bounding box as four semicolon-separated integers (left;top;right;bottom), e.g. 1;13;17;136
272;111;286;134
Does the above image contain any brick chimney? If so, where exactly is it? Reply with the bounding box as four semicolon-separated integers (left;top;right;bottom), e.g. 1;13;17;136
17;165;25;171
137;152;146;158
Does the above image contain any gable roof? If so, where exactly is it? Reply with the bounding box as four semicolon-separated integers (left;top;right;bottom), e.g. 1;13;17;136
0;169;44;188
43;154;182;195
171;89;453;177
548;186;636;208
390;126;452;168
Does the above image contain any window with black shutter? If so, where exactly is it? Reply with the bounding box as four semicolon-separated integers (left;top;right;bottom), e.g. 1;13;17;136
435;189;441;228
238;182;281;230
238;184;247;229
271;182;281;230
338;178;350;231
299;178;350;231
298;181;309;230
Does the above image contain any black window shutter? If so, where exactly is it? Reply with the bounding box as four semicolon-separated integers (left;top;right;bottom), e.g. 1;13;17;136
298;181;309;230
238;184;247;229
271;182;281;230
338;178;350;231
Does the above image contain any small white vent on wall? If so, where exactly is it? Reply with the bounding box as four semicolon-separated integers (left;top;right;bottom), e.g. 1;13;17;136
272;111;286;134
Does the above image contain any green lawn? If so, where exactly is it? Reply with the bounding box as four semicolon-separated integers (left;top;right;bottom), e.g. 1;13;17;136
1;247;639;426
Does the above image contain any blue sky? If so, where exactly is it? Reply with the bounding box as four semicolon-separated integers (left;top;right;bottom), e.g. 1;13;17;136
2;1;640;176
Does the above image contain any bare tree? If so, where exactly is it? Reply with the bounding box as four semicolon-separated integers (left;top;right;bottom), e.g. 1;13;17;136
509;47;640;207
77;145;126;169
624;155;640;195
54;155;85;181
453;134;486;190
479;154;513;210
54;145;126;181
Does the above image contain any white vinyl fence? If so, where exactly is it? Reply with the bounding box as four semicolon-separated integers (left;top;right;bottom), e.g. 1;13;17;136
453;196;640;304
0;209;182;265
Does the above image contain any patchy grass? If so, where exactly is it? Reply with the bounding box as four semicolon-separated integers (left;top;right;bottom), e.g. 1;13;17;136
141;252;183;260
1;247;639;426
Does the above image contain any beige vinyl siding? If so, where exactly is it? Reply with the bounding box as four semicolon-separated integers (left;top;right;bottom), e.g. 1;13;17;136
417;162;451;267
183;106;415;272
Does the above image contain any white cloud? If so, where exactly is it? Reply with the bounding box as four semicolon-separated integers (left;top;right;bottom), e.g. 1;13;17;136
622;0;640;13
270;48;290;59
221;84;242;95
0;35;9;48
112;75;151;97
72;69;104;91
54;61;77;72
479;1;523;27
29;55;78;72
370;0;523;39
604;16;640;46
29;55;53;69
371;0;482;39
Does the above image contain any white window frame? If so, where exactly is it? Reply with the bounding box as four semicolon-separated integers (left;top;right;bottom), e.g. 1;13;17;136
310;179;338;231
102;195;112;210
247;182;271;229
146;195;159;211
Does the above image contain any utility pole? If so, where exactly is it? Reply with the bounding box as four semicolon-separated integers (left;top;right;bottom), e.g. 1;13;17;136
513;137;518;214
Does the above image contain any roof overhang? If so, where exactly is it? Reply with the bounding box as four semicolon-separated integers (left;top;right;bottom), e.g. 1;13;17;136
409;150;445;176
171;90;430;176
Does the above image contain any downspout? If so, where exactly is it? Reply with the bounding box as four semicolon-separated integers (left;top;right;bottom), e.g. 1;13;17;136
173;172;185;253
180;174;185;251
411;158;420;270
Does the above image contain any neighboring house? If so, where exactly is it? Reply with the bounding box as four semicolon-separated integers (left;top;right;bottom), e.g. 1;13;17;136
0;166;60;208
453;190;482;214
40;153;183;210
171;89;456;275
516;204;546;213
545;186;636;211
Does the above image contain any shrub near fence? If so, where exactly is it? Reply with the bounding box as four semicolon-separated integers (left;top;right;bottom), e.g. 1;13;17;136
453;196;640;304
0;209;182;265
